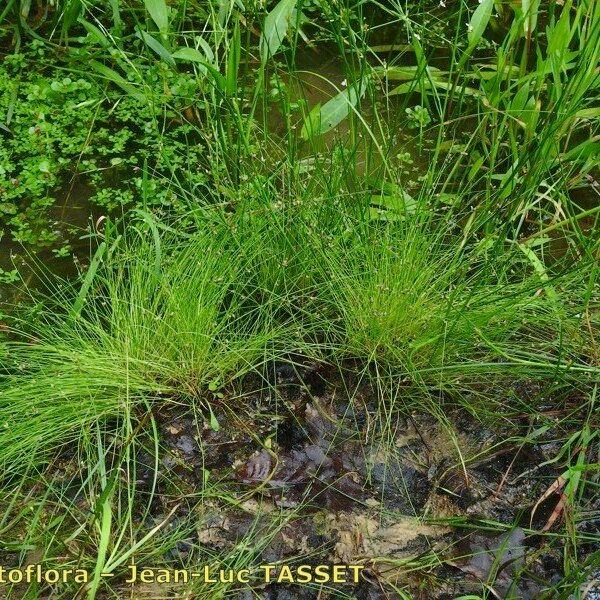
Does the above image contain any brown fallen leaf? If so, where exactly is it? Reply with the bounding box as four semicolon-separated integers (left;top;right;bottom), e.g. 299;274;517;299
529;474;567;530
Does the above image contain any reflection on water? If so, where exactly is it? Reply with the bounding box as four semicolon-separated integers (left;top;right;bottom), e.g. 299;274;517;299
1;43;597;308
0;177;97;305
257;45;435;187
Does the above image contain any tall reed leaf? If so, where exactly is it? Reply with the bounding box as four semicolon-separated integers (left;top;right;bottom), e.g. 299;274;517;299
301;79;368;139
136;29;175;65
260;0;297;62
143;0;169;33
459;0;494;66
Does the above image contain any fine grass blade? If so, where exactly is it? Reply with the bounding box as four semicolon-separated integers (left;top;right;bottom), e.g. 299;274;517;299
71;241;107;318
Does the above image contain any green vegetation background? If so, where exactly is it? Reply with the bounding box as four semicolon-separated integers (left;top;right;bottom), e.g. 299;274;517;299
0;0;598;598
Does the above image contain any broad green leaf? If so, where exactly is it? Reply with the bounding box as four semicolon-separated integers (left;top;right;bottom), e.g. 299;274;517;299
473;234;498;256
411;30;430;92
521;0;541;35
372;193;416;213
522;96;539;133
143;0;169;33
369;207;400;222
136;29;175;65
377;65;444;81
517;243;557;302
369;44;412;52
491;164;521;200
300;79;367;140
547;6;573;58
198;62;227;92
369;192;417;222
217;0;244;28
88;479;114;599
208;406;220;432
72;241;107;317
173;53;226;92
507;83;538;131
197;37;215;64
301;102;321;140
209;71;228;93
562;140;600;163
526;236;551;249
62;0;82;34
260;0;297;62
18;0;31;18
545;1;574;85
467;0;494;48
389;78;480;97
509;83;530;113
574;107;600;119
468;152;485;182
469;64;521;80
78;17;109;47
107;0;121;28
132;209;162;282
542;50;578;76
172;46;209;73
88;60;143;100
172;47;207;62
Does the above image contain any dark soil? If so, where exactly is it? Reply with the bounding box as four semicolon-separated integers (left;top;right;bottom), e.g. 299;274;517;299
114;364;600;599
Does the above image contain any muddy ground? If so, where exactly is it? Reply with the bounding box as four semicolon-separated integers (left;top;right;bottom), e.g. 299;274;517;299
98;364;599;599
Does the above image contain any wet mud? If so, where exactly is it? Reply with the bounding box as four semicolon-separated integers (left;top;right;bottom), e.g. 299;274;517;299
120;365;599;599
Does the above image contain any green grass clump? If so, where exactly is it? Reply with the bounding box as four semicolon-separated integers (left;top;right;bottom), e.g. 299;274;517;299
2;194;595;478
321;224;553;372
0;222;291;477
0;0;599;597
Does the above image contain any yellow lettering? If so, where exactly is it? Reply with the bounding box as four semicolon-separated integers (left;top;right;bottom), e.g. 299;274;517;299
332;565;347;583
139;569;154;583
260;565;275;583
46;570;59;584
75;570;88;583
156;569;170;584
220;570;234;583
125;564;137;583
348;565;364;583
237;569;250;583
173;569;188;583
276;565;294;583
295;565;313;583
313;565;330;584
8;570;22;584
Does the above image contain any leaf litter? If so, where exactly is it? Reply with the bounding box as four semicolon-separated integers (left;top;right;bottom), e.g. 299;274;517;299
109;364;600;598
